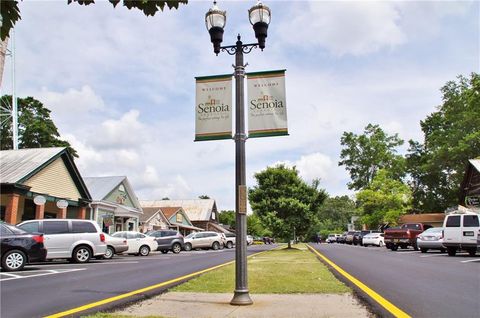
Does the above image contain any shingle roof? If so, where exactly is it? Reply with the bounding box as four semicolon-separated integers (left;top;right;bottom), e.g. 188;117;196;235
0;147;65;183
83;176;125;200
140;199;216;221
139;207;166;223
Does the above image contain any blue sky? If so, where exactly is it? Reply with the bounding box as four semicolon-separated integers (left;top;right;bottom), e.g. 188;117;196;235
1;0;479;211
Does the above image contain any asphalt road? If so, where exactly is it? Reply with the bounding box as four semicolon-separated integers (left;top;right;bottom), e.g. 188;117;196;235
310;243;480;318
1;244;275;318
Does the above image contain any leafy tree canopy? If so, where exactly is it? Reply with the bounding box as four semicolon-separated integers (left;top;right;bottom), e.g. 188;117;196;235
198;195;210;199
249;164;327;247
1;0;188;41
219;210;235;229
339;123;405;191
1;95;78;157
317;195;356;232
356;169;412;229
406;73;480;212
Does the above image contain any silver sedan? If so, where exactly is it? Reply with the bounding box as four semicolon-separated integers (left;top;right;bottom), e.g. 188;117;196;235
417;227;445;253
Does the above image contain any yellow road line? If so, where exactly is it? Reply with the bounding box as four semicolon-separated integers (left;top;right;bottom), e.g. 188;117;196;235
45;248;273;318
307;244;411;318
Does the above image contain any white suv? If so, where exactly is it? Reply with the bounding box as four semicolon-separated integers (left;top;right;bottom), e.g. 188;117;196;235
18;219;107;263
183;231;224;251
443;208;479;256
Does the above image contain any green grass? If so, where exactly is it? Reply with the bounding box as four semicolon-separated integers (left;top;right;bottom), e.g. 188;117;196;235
172;244;350;294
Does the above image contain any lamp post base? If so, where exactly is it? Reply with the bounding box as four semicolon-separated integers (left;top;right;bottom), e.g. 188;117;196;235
230;290;253;306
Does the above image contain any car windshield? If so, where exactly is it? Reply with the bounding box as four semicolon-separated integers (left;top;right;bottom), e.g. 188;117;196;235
185;233;195;238
3;223;27;234
424;227;443;233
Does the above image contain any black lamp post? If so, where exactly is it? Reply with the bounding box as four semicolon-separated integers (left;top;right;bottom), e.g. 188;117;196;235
205;0;271;306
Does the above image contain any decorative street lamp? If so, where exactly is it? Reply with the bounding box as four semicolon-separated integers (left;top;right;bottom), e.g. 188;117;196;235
205;0;271;306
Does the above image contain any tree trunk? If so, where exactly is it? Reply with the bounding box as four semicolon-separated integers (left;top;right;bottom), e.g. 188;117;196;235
0;37;9;89
287;240;291;249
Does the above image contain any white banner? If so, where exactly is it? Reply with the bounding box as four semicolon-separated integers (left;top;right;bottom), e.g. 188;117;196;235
195;74;233;141
247;70;288;138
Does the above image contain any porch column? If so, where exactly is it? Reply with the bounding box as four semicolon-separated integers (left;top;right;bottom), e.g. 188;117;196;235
77;207;86;219
57;207;67;219
5;193;20;224
35;204;45;219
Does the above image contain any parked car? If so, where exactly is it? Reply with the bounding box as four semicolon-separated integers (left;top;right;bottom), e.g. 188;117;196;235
362;233;385;247
354;230;381;246
416;227;445;253
246;235;254;245
345;231;358;245
17;219;106;263
111;231;157;256
443;209;479;256
384;223;432;251
326;234;338;243
224;232;236;248
1;222;47;271
146;230;184;254
101;234;129;259
337;232;347;244
183;231;224;251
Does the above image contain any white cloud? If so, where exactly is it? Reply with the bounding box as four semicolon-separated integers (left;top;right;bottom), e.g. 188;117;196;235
295;153;334;182
278;1;406;56
37;85;105;116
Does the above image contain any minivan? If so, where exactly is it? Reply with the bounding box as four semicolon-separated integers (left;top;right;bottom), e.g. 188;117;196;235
18;219;107;263
442;208;479;256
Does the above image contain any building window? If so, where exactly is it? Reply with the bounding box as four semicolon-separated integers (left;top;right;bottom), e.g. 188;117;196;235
176;213;184;223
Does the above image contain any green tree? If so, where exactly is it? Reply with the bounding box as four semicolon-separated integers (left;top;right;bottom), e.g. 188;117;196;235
198;195;210;199
247;214;265;237
339;124;405;190
219;210;235;229
407;73;480;212
0;95;78;157
0;0;188;41
317;195;356;231
356;169;412;229
249;165;327;248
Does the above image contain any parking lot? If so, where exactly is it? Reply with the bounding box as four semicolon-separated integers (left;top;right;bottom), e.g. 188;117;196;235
311;243;480;318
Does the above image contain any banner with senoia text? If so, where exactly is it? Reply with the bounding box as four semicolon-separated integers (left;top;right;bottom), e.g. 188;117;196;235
195;74;233;141
247;70;288;138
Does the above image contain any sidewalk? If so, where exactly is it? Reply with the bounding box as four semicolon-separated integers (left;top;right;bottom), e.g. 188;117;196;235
115;291;371;318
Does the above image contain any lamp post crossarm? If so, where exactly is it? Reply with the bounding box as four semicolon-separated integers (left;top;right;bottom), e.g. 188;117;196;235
220;43;259;55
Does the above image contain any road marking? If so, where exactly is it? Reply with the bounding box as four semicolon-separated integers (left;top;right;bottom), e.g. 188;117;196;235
460;259;480;263
44;248;273;318
307;244;411;318
0;268;86;282
420;254;446;258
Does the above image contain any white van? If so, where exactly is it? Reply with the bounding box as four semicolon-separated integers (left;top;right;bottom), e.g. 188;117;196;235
18;219;107;263
442;207;479;256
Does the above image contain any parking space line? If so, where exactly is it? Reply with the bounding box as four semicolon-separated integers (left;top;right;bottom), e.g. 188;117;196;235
420;254;446;258
0;273;23;278
0;268;86;282
460;259;480;263
307;244;411;318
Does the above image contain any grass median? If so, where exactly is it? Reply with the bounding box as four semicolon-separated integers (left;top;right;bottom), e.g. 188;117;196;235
172;244;349;294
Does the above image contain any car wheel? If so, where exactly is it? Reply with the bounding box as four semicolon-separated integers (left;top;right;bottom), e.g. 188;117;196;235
103;246;115;259
2;250;26;271
390;245;398;251
212;242;220;250
226;241;233;249
172;243;182;254
139;245;150;256
184;243;192;251
378;241;384;247
413;243;419;251
420;248;428;253
447;247;456;256
73;246;91;263
161;250;169;254
467;248;476;257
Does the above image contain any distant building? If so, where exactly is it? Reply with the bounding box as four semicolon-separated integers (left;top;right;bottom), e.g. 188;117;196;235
139;206;203;235
0;148;91;224
140;199;228;233
398;213;445;227
83;176;143;233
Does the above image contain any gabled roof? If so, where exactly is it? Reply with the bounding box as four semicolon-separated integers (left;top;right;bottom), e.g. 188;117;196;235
83;176;125;200
140;199;217;221
0;147;91;200
83;176;142;210
160;207;182;220
470;159;480;172
139;207;170;224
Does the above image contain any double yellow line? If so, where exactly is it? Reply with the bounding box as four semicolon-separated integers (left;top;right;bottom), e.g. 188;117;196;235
45;248;273;318
307;244;411;318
